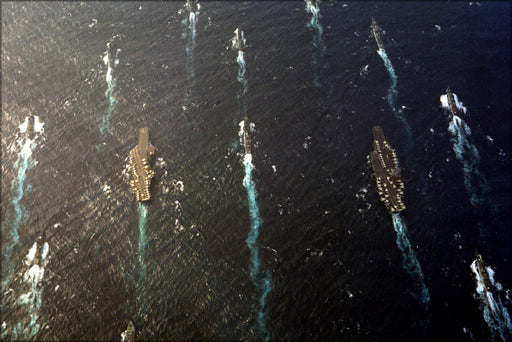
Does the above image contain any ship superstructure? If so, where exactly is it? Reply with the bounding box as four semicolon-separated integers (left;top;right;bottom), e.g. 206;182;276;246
445;87;458;118
129;127;155;202
369;126;405;214
371;17;384;50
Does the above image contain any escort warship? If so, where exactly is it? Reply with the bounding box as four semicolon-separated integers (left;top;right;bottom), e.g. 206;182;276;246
445;87;459;118
475;253;493;293
371;17;385;50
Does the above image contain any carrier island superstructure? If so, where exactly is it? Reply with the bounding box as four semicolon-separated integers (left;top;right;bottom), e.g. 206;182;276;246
369;126;405;214
129;127;155;201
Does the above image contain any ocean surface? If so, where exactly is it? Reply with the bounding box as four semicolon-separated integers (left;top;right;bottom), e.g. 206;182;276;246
1;1;511;341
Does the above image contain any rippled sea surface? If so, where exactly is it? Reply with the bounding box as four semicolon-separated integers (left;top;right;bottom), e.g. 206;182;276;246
2;2;511;341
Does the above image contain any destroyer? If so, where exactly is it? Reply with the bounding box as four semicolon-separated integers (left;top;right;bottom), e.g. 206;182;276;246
242;115;251;155
185;0;200;13
129;127;155;201
126;321;135;342
371;17;384;50
445;87;458;118
232;28;246;51
474;252;492;292
369;126;405;214
19;115;41;139
306;0;318;9
105;41;116;67
26;115;35;139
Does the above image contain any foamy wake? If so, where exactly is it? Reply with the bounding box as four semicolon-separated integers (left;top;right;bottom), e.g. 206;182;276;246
181;1;200;84
305;0;326;87
233;30;248;108
136;203;148;321
242;154;271;341
233;32;271;339
470;260;512;341
391;214;430;305
8;241;51;340
100;41;119;135
376;49;413;146
3;116;44;294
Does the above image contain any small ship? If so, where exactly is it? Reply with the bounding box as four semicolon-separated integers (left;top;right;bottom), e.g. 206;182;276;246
242;115;251;155
124;321;135;342
232;28;246;51
371;17;384;50
475;252;492;292
25;115;35;139
25;232;48;268
129;127;155;202
185;0;200;13
445;87;458;118
105;41;116;67
306;0;318;9
369;126;405;214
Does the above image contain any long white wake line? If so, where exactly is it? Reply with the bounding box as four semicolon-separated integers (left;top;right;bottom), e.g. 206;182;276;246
232;29;248;114
305;0;327;87
100;40;120;136
242;152;272;342
181;1;200;83
136;203;148;324
1;118;45;340
377;48;413;145
470;260;512;341
2;116;44;292
391;214;430;305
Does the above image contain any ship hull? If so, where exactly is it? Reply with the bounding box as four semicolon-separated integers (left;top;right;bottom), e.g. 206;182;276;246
371;17;384;50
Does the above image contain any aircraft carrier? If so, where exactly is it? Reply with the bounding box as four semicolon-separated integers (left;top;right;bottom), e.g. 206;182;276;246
475;252;492;292
445;87;458;118
369;126;405;214
371;17;384;50
242;116;251;155
129;127;155;202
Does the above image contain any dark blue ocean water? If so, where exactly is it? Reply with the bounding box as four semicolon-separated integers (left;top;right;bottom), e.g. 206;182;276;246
1;1;511;341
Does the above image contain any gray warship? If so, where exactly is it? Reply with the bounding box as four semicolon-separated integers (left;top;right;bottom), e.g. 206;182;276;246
371;17;384;50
